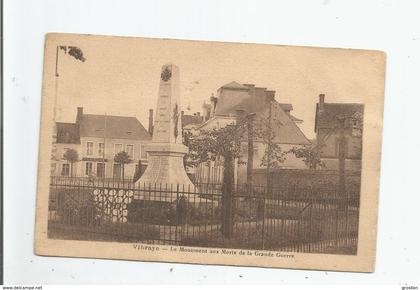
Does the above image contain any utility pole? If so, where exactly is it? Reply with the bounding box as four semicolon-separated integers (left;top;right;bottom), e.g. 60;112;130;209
51;47;60;173
51;46;86;176
246;113;256;193
51;46;66;175
262;98;273;250
337;116;347;197
266;99;273;193
103;113;107;178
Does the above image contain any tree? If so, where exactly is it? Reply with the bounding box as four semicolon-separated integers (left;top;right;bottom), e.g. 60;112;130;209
184;122;246;238
185;103;295;236
288;143;325;169
245;113;256;192
235;111;257;192
312;110;364;201
63;148;79;177
133;160;143;183
250;102;289;190
114;151;131;180
182;130;207;170
336;111;363;197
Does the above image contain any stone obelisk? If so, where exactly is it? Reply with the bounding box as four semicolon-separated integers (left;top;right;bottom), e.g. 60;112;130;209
135;64;194;199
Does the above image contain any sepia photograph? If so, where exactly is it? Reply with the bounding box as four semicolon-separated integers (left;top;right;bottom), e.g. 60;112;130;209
35;33;385;272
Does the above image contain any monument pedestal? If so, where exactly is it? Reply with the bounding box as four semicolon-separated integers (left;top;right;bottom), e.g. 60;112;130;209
137;143;193;185
135;143;195;201
134;63;195;202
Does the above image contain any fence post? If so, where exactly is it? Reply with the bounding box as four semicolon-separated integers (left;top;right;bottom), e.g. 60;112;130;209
175;184;179;244
309;194;313;253
335;190;339;250
261;186;266;250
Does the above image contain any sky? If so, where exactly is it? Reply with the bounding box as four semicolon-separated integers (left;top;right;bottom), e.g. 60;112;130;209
50;34;384;139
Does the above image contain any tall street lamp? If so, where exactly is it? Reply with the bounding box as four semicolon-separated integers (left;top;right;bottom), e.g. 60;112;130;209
51;46;86;175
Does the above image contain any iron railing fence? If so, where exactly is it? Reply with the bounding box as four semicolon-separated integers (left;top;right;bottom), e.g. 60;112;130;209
48;175;359;254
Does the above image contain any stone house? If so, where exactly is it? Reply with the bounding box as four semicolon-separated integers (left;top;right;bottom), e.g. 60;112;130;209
194;82;311;185
181;111;204;133
314;94;364;171
51;107;152;178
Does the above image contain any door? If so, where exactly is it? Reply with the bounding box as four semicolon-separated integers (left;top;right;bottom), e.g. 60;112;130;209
113;163;122;179
97;162;105;178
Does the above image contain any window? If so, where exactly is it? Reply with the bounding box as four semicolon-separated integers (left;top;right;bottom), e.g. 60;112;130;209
61;164;70;176
126;144;134;158
97;162;105;178
335;138;348;158
51;163;57;174
86;142;94;156
241;143;247;154
140;145;147;159
114;144;123;155
85;162;93;176
335;139;339;157
98;143;105;156
253;145;259;157
113;163;122;179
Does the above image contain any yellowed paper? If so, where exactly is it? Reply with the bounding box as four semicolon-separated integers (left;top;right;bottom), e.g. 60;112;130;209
35;33;385;272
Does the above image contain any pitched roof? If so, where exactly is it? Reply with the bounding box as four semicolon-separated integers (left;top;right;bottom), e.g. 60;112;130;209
225;94;268;115
78;114;151;140
215;82;270;116
315;103;364;131
220;81;249;90
208;102;310;145
182;114;203;128
56;122;80;144
288;114;303;123
258;102;310;145
279;103;302;123
202;82;310;145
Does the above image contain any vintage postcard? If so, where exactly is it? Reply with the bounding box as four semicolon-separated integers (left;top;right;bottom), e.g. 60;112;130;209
35;33;385;272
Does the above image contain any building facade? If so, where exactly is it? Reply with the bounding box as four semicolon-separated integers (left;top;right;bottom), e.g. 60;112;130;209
195;82;311;185
314;94;364;171
51;107;152;179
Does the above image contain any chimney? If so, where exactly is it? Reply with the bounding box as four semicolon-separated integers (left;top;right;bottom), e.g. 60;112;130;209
265;90;275;103
181;110;184;117
148;109;154;135
76;107;83;123
210;93;218;115
319;94;325;112
202;102;211;122
197;112;200;117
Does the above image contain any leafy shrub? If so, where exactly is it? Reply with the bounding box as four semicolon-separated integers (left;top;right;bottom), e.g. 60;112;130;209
53;188;100;226
127;200;176;225
127;197;220;226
